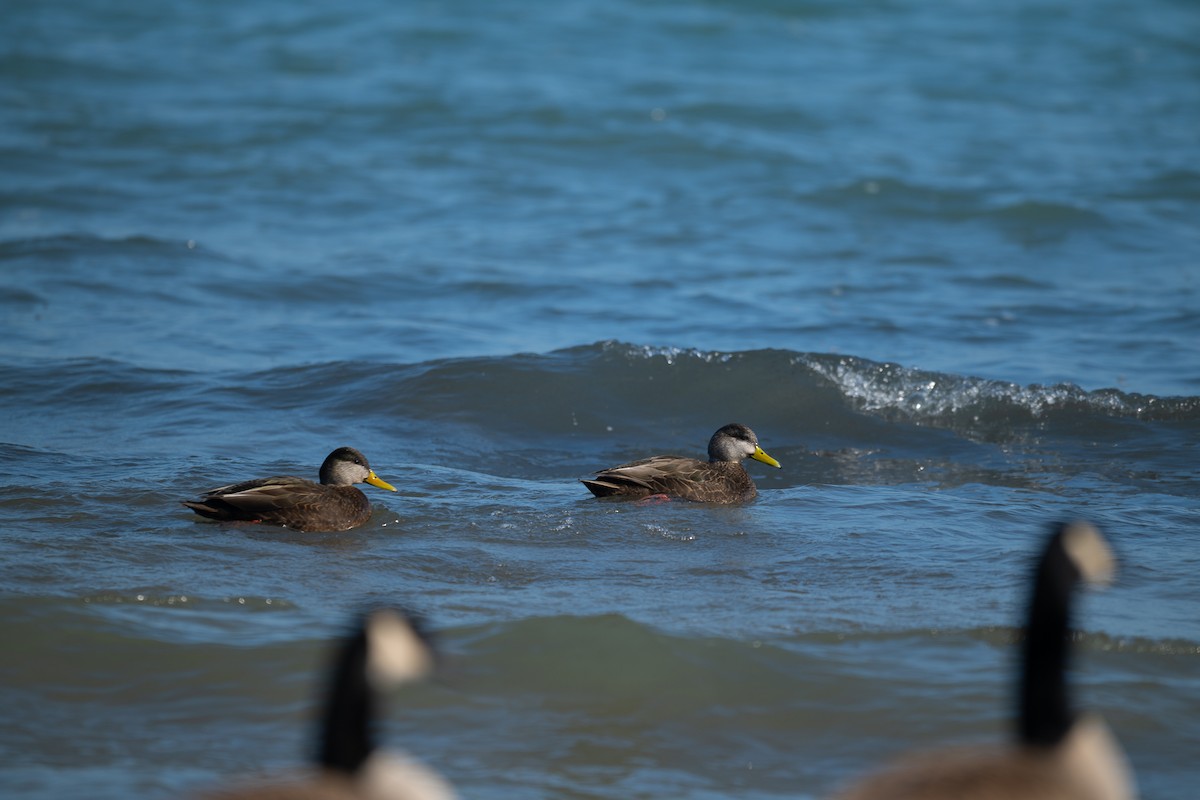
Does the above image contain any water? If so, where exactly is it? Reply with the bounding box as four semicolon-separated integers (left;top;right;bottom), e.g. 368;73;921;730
1;1;1198;798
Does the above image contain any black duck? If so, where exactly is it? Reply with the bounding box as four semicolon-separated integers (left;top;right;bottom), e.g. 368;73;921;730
183;447;396;532
581;423;781;503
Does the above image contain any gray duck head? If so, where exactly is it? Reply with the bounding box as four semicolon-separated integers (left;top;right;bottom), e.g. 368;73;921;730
319;447;397;491
706;424;781;468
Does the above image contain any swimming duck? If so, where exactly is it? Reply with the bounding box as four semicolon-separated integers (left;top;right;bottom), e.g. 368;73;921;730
581;423;781;503
182;447;396;532
832;521;1134;800
200;607;457;800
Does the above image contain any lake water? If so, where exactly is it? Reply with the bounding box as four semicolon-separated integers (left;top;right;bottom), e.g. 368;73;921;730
1;1;1197;798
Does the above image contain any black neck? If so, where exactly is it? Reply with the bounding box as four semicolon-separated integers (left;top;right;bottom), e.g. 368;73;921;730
317;624;375;775
1018;525;1079;747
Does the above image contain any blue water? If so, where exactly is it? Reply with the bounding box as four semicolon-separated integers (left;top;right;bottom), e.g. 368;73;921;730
1;1;1198;798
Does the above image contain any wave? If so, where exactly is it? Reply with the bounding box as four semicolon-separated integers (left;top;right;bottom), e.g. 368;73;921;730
804;179;1109;233
15;596;1194;668
0;232;210;259
358;340;1200;423
6;341;1197;449
18;344;1200;423
446;613;1200;668
793;349;1198;423
350;342;1198;490
4;342;1196;497
13;605;1187;707
567;342;1200;424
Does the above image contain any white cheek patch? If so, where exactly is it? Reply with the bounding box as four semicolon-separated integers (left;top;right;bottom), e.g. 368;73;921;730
366;610;434;686
1061;521;1116;587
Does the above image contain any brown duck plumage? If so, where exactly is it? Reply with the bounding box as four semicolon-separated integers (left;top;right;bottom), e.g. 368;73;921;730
182;447;397;532
581;423;781;503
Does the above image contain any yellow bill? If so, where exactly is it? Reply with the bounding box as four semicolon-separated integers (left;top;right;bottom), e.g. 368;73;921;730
751;446;782;469
366;471;398;491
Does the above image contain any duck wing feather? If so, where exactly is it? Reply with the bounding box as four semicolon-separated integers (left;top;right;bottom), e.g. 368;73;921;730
582;457;755;503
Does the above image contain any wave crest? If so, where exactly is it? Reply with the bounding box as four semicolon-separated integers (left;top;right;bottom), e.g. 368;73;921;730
798;352;1197;423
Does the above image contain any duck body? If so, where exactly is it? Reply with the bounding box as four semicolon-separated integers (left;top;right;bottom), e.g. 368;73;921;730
582;456;761;503
581;423;781;504
183;447;396;533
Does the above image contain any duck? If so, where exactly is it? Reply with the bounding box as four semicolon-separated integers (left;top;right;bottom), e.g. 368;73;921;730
182;447;397;532
581;423;781;503
832;521;1134;800
199;607;457;800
